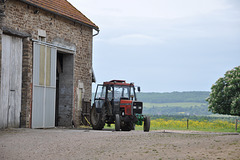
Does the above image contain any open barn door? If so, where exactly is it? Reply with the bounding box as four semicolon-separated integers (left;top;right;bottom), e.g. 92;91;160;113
32;42;57;128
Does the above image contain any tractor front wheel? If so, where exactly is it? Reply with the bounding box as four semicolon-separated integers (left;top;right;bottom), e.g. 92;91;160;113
144;116;150;132
115;114;120;131
90;105;105;130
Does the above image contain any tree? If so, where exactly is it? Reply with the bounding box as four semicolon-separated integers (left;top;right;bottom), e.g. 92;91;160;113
207;66;240;116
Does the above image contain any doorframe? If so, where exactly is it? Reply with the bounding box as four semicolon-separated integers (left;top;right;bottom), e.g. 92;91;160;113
32;39;76;54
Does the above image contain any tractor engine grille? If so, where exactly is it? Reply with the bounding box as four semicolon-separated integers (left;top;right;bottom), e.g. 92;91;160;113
133;101;143;114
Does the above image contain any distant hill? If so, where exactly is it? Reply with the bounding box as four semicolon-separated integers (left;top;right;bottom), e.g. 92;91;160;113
136;91;211;116
136;91;210;103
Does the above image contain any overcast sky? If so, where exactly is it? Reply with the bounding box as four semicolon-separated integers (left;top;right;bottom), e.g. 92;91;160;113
68;0;240;92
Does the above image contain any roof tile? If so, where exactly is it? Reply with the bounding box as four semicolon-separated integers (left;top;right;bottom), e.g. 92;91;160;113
20;0;98;30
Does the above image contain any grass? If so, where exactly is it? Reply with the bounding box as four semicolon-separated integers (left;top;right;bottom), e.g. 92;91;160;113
104;118;240;133
146;118;240;132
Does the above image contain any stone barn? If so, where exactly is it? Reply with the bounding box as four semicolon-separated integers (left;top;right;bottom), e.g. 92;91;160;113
0;0;99;129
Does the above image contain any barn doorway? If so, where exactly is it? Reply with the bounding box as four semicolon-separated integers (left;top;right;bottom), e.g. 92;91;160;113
55;51;74;126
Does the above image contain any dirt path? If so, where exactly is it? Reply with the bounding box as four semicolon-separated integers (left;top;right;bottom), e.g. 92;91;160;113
0;128;239;160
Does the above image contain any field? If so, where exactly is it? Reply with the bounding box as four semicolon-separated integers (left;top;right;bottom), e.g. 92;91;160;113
103;114;240;133
143;102;206;108
145;118;240;132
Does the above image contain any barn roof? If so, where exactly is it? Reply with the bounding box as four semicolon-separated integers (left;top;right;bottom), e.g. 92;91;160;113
20;0;99;30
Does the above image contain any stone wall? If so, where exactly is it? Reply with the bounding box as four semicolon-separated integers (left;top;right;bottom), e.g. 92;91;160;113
2;0;94;127
21;38;32;128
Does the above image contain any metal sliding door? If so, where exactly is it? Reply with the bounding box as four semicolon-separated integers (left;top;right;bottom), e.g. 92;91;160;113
32;42;57;128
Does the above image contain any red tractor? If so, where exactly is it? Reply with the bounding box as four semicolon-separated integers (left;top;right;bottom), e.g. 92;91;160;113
90;80;150;131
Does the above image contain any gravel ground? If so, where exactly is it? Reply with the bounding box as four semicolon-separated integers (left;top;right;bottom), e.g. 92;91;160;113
0;128;240;160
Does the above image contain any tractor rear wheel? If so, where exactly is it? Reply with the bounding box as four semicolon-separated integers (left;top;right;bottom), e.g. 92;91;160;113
144;116;150;132
115;114;120;131
90;105;105;130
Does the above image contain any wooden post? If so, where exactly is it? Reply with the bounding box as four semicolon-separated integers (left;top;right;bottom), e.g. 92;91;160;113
187;119;189;129
235;119;238;132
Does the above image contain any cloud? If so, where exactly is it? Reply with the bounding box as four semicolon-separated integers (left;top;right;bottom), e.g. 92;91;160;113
70;0;238;41
70;0;231;20
104;34;163;46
